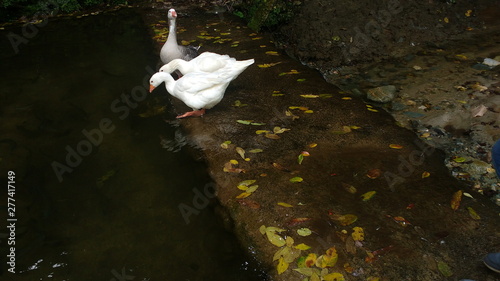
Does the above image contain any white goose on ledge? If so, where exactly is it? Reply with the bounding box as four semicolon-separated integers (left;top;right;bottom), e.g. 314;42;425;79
160;8;199;65
160;52;235;76
150;58;254;118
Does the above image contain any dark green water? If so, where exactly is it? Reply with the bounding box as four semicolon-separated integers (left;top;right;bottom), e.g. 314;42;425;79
0;9;264;280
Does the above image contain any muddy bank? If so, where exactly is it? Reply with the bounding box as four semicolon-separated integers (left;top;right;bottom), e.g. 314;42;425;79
273;0;500;203
138;5;500;281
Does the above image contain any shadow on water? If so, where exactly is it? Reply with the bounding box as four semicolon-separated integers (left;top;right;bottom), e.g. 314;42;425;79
0;9;265;280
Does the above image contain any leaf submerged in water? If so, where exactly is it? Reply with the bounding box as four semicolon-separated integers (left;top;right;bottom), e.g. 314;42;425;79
96;169;117;186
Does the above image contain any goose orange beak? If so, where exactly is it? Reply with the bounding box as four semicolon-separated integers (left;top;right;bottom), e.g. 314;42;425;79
149;85;156;93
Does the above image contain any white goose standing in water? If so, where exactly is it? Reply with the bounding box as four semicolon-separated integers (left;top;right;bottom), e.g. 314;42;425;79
160;8;199;65
150;57;254;118
160;52;242;76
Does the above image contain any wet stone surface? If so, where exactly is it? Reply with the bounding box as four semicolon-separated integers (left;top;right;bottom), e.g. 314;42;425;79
139;5;500;281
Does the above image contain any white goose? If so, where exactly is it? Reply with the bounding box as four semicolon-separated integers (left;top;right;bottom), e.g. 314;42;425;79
160;52;235;75
160;8;199;65
150;58;254;118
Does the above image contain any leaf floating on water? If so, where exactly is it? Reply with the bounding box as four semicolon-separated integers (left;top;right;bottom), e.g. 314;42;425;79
277;202;293;207
297;78;306;82
237;120;266;126
300;94;320;98
277;256;288;275
266;51;279;56
352;227;364;241
236;192;252;199
330;213;358;226
308;143;318;148
467;207;480;220
248;148;263;153
220;140;231;149
290;177;303;183
422;171;430;178
389;144;403;149
236;147;246;159
237;199;261;209
323;272;345;281
366;168;382;179
287;217;312;226
341;97;352;100
265;133;281;139
391;216;411;226
237;120;253;125
246;185;259;193
361;191;376;201
451;190;462;210
298;154;304;164
273;126;290;134
316;247;338;268
289;106;309;111
279;69;300;76
272;90;284;96
342;183;357;194
232;100;248;107
305;253;317;268
258;62;282;68
223;161;245;173
238;179;256;187
255;130;271;134
297;228;312;236
260;225;287;247
295;243;311;250
437;261;453;277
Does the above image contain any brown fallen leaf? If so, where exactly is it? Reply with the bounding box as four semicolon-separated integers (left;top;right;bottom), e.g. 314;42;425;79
237;199;261;209
265;133;281;139
223;161;246;173
345;236;357;254
287;217;312;226
366;168;382;179
451;190;462;211
272;162;292;172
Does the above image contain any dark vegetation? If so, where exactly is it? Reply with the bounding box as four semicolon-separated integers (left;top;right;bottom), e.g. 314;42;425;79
0;0;301;32
1;0;127;21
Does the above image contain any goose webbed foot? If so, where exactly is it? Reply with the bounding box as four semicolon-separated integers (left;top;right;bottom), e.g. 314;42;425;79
176;108;206;119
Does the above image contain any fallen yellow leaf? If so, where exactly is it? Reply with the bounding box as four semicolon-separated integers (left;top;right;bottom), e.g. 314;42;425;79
277;256;288;274
361;191;376;201
295;243;311;250
389;144;403;149
352;227;364;241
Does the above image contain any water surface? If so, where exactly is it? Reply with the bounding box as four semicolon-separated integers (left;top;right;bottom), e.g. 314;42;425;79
0;9;264;281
